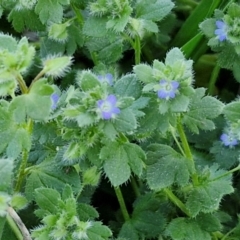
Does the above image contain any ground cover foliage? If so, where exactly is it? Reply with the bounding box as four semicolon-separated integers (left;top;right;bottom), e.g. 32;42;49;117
1;0;240;239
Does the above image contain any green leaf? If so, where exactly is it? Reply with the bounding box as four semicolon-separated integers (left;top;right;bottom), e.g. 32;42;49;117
123;143;146;177
186;165;234;217
8;8;45;32
132;210;165;238
183;88;224;134
77;71;100;91
223;100;240;122
131;193;167;238
11;194;28;211
136;98;163;136
106;13;130;32
34;188;61;214
118;221;138;240
0;158;13;192
87;221;112;240
77;203;99;221
6;128;31;160
199;18;216;39
25;160;81;201
66;23;84;55
195;213;221;233
100;142;145;186
133;64;155;83
100;142;131;186
210;141;240;169
136;0;174;22
114;74;142;98
35;0;69;24
83;16;108;37
146;144;190;190
166;217;211;240
0;33;17;52
114;109;137;132
10;79;54;121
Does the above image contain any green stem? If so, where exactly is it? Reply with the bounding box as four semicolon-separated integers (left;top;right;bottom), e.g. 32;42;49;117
14;150;29;192
221;228;235;240
29;69;46;90
15;72;28;94
114;186;130;221
169;125;186;157
208;64;221;95
130;177;140;197
134;35;141;65
177;117;198;185
90;52;99;66
211;165;240;182
6;214;23;240
14;119;33;192
71;3;84;26
164;188;191;217
176;118;193;161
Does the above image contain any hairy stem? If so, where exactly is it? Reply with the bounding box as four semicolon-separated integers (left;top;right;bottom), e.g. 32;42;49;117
114;186;130;221
130;177;140;197
71;3;84;26
208;64;220;95
29;69;46;90
211;164;240;182
134;35;141;65
164;188;191;217
7;207;32;240
15;73;28;94
177;117;198;185
14;119;33;192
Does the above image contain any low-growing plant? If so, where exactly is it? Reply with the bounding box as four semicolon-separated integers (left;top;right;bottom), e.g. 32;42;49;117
1;0;240;239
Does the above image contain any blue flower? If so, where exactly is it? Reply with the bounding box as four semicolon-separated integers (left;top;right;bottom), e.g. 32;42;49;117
220;133;238;147
51;93;59;110
157;80;179;100
97;73;113;86
215;20;227;42
97;94;120;120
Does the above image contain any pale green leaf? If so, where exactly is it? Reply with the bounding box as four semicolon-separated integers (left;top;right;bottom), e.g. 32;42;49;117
183;88;224;134
136;0;174;22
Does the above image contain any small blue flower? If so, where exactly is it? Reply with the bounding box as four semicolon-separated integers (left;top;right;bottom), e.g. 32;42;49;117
97;73;113;86
157;80;179;100
220;133;238;147
51;93;59;110
97;94;120;120
215;20;227;42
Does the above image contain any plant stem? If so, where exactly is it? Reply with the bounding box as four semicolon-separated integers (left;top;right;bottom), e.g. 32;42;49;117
15;72;28;94
134;35;141;65
208;64;220;95
14;119;33;192
6;212;23;240
71;3;84;26
130;177;140;197
114;186;130;221
7;207;32;240
164;188;191;217
221;228;235;240
211;165;240;182
14;150;29;192
29;69;46;90
177;117;198;185
169;124;186;157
